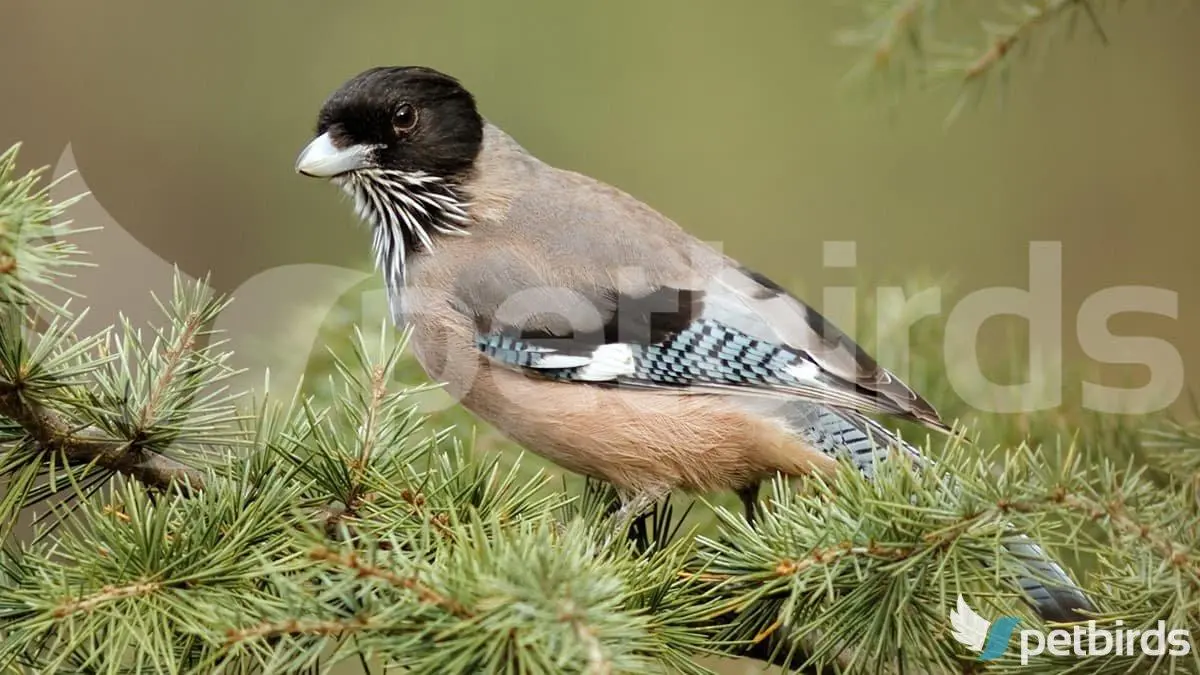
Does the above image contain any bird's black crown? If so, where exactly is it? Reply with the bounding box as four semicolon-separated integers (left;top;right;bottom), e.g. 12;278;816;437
316;66;483;178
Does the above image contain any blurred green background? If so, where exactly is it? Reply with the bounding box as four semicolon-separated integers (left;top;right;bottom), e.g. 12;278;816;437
1;2;1196;320
3;3;1199;673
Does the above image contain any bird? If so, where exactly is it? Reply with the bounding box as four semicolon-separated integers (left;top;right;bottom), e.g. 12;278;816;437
295;65;1095;622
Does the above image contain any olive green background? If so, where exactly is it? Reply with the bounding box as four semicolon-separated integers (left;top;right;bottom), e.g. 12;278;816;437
2;3;1199;672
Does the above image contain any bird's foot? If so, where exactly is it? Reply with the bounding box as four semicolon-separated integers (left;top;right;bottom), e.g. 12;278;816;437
600;488;665;550
737;482;761;527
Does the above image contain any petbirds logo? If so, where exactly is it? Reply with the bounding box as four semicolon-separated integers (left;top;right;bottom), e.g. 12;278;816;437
950;595;1019;661
950;595;1193;665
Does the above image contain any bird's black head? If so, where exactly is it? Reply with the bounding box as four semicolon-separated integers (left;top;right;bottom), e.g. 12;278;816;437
297;66;483;179
297;67;484;293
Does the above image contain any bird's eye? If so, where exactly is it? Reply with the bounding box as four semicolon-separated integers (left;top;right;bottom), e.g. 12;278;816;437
393;103;418;133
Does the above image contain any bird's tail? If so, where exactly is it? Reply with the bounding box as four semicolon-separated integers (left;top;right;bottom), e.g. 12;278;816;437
790;403;1096;623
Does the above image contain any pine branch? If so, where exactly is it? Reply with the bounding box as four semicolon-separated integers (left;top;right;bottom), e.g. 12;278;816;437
836;1;1143;118
1;146;246;537
0;382;205;491
1;146;210;502
963;0;1101;82
0;144;88;312
305;544;468;615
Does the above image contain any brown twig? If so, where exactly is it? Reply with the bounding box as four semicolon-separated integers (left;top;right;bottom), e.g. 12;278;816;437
0;383;205;491
136;308;204;431
573;619;612;675
874;0;924;68
1057;492;1199;581
774;540;916;578
355;365;389;467
994;488;1199;588
307;545;467;616
52;580;163;618
224;616;374;646
965;0;1091;81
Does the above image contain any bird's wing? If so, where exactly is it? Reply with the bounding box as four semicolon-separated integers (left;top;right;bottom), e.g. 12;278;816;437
705;264;947;430
472;258;946;431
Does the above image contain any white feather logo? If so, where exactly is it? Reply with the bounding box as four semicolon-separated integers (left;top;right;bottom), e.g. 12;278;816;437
949;594;991;652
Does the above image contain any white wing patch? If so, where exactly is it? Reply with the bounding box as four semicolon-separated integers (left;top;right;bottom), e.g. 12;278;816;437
528;344;636;382
949;594;990;653
573;344;636;382
532;354;594;369
784;360;821;382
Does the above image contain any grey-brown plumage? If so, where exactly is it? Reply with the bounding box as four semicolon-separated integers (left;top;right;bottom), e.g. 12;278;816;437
296;66;1094;622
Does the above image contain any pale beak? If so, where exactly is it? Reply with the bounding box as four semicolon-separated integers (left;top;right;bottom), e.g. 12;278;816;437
295;132;375;177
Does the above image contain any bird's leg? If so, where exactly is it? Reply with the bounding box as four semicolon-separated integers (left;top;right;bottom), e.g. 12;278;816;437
603;487;666;549
737;482;761;527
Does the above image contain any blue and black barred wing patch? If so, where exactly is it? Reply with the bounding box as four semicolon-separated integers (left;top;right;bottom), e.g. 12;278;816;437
472;283;828;395
472;280;940;420
476;317;898;415
477;317;817;387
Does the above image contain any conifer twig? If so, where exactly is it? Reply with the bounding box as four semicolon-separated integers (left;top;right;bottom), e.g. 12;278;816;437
964;0;1096;81
51;579;163;618
0;383;205;490
307;545;466;615
223;616;377;646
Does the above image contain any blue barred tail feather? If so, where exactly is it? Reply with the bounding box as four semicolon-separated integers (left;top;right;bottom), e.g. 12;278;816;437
801;405;1096;623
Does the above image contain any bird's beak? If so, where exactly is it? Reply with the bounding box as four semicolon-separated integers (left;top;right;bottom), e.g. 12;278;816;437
295;133;374;177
